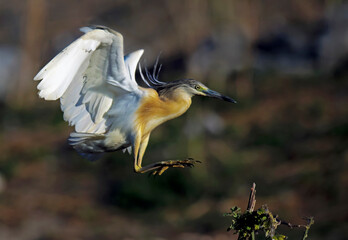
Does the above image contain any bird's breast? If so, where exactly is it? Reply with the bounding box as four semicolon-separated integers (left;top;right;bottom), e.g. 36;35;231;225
134;89;191;135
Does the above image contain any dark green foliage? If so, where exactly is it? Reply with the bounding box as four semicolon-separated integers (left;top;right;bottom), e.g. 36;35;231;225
224;183;314;240
225;205;285;240
225;205;314;240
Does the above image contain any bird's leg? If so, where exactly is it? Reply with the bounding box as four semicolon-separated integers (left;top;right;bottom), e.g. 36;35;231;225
133;133;143;173
133;133;200;175
135;133;150;171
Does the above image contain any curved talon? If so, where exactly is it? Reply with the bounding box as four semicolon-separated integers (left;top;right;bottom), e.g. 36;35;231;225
150;158;201;176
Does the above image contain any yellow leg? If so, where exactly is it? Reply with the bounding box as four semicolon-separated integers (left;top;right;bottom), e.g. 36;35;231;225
136;133;150;169
133;132;142;173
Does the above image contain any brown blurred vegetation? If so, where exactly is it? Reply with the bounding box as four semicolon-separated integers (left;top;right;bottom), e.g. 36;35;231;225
0;0;347;239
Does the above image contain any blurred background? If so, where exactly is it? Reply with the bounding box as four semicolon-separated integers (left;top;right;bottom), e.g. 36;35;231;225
0;0;347;239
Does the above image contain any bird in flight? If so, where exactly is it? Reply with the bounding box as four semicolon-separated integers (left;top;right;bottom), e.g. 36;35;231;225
34;26;236;175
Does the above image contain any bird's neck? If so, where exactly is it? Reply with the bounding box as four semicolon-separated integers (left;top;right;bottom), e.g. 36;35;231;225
160;87;193;104
158;88;192;120
135;88;192;135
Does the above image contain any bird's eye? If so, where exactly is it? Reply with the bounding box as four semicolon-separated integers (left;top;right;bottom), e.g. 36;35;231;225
195;85;201;90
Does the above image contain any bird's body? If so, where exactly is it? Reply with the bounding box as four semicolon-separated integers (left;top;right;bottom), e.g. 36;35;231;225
34;26;236;175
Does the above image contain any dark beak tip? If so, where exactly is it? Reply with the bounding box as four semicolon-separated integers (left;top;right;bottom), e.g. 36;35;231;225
222;96;237;104
204;89;236;103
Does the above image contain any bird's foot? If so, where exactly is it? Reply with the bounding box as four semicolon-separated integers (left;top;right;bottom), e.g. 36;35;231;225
151;158;201;176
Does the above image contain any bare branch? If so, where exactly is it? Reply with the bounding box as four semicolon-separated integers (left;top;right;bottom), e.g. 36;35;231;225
247;182;256;212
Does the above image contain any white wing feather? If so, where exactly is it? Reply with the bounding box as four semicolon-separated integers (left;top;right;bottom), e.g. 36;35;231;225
34;27;144;134
124;49;144;82
35;38;100;100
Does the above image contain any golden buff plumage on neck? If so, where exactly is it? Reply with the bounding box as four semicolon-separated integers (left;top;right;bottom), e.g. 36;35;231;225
135;87;192;136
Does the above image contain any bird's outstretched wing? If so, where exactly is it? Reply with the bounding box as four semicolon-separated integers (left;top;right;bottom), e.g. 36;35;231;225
34;26;144;134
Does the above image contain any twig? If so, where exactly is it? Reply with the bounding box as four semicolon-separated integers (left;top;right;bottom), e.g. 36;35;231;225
246;183;256;212
302;217;314;240
279;220;307;229
277;216;314;240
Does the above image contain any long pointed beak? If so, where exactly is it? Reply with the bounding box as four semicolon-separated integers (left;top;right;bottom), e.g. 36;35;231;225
203;89;237;103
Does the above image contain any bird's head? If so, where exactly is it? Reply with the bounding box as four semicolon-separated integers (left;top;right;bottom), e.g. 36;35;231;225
139;60;236;103
169;79;237;103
